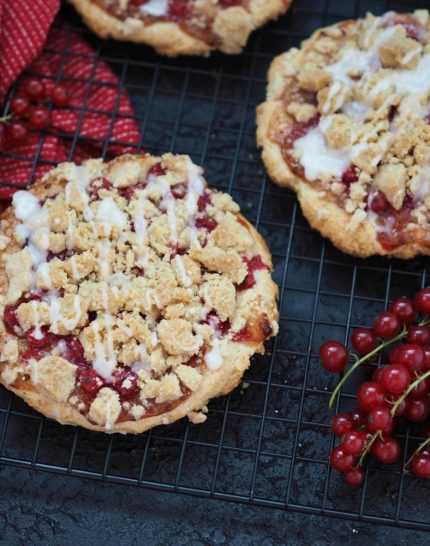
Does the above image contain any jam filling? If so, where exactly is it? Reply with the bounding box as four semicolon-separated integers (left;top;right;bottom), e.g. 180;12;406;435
5;161;273;425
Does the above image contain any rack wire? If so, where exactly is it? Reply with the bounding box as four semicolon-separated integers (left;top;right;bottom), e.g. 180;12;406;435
1;0;430;532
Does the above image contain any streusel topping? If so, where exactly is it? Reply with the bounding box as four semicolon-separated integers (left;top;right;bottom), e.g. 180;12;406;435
270;10;430;250
0;154;276;428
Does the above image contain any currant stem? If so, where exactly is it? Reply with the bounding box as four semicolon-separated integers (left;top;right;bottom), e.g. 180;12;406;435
391;368;430;416
358;430;382;467
405;436;430;468
329;327;407;408
0;115;11;124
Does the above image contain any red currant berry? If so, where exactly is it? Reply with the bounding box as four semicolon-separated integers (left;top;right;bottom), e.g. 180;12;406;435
10;96;30;117
407;325;430;346
351;328;377;355
24;78;45;101
409;376;430;398
415;288;430;315
412;454;430;478
372;366;385;383
342;430;367;456
319;341;349;373
0;123;5;150
373;312;401;339
371;436;400;464
50;85;69;106
390;297;417;324
79;368;104;395
406;397;430;422
330;445;355;472
331;413;353;437
386;394;409;416
343;467;365;486
380;364;411;394
29;106;50;130
26;327;53;348
422;346;430;370
367;406;393;434
350;408;367;427
357;381;386;412
391;343;424;372
7;120;29;146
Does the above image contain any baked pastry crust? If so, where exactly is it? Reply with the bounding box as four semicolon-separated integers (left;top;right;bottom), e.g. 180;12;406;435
68;0;292;56
0;154;278;434
257;10;430;259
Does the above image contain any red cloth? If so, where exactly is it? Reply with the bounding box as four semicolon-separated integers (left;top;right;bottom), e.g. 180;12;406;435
0;9;141;198
0;0;60;104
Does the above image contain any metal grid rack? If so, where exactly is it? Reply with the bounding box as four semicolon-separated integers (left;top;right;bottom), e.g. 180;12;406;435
1;0;430;532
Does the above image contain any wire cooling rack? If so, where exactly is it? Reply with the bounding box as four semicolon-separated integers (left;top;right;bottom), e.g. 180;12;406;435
1;0;430;532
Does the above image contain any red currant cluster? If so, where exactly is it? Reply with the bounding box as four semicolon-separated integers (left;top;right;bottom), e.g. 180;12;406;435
320;288;430;485
0;79;69;149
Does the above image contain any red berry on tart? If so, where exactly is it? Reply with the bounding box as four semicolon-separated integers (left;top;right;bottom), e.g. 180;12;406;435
0;154;278;433
257;9;430;259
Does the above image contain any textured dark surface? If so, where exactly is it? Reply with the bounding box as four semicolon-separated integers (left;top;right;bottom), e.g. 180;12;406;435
2;0;430;542
1;464;430;546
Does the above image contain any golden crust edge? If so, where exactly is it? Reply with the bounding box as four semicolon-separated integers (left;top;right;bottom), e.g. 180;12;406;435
0;153;279;434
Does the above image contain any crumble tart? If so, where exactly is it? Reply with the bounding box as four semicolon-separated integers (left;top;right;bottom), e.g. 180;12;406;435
257;10;430;259
0;154;278;434
68;0;292;56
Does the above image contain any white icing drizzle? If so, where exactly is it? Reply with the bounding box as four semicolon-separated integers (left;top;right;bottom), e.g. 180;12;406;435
48;293;82;333
30;300;43;340
139;0;168;17
204;339;223;371
185;158;205;248
92;320;115;381
12;190;50;266
96;197;127;237
160;191;178;243
37;262;52;289
174;255;192;287
294;127;350;180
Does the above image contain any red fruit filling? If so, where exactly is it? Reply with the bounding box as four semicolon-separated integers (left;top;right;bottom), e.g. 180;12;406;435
203;313;230;337
236;255;267;291
341;165;358;185
26;327;54;348
198;193;211;212
113;369;139;399
89;177;113;198
194;216;218;232
171;183;188;199
61;336;87;366
121;183;147;200
148;162;166;177
79;368;104;395
4;306;21;335
168;0;191;19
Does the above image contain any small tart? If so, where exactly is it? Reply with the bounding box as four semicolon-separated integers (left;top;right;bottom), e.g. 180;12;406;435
68;0;292;56
257;10;430;259
0;154;278;434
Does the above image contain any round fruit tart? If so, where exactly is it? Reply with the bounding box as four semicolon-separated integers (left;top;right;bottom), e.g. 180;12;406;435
68;0;292;56
257;10;430;259
0;154;278;433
